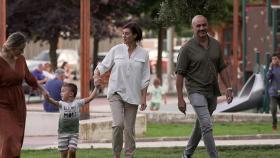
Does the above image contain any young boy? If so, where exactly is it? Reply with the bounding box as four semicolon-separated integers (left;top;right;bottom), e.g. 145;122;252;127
267;53;280;132
43;83;97;158
148;78;167;111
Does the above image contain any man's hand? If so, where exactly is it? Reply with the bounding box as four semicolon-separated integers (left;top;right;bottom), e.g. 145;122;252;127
140;87;148;111
178;98;186;115
226;88;233;104
140;102;147;111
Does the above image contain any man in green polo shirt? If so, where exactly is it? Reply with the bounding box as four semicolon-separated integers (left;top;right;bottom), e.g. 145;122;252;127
176;15;233;158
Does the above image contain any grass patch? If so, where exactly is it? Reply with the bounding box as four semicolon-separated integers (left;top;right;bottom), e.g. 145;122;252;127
22;123;280;157
144;122;280;137
22;146;280;158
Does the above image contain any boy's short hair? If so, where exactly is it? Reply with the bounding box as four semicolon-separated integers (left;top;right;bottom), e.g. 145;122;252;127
63;83;78;97
153;78;161;86
272;53;280;58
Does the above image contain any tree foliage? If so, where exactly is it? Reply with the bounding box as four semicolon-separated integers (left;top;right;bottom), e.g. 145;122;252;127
125;0;170;81
7;0;80;70
90;0;138;40
7;0;80;41
7;0;138;70
156;0;232;27
127;0;163;30
90;0;138;69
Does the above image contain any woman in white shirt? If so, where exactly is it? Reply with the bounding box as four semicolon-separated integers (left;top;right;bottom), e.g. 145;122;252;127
94;22;150;158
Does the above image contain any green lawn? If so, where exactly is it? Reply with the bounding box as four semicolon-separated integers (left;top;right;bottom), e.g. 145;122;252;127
22;146;280;158
144;122;280;137
22;122;280;157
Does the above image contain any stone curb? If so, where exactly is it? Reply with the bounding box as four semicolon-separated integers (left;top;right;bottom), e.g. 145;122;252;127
144;112;280;124
80;134;280;143
210;144;280;149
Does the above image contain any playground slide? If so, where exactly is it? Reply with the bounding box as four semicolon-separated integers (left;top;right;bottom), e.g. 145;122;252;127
215;74;264;113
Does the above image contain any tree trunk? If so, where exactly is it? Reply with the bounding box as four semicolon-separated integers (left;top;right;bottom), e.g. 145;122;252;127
48;34;59;71
156;27;164;83
167;27;174;92
92;38;99;72
90;38;99;90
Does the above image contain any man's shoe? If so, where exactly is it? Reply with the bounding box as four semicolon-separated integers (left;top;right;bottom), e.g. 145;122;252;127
114;155;120;158
182;155;192;158
182;151;192;158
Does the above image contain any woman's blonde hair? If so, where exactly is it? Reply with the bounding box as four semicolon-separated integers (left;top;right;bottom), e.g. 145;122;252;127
2;32;26;53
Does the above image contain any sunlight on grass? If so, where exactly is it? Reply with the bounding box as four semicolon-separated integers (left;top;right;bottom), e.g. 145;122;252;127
21;122;280;158
144;122;280;137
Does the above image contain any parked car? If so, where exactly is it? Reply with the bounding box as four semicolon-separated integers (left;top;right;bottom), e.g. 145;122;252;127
26;49;79;72
148;49;179;73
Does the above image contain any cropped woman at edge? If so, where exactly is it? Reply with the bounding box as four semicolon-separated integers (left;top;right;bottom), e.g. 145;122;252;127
0;32;46;157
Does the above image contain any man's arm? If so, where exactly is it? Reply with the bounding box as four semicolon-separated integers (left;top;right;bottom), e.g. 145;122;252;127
220;68;233;104
37;77;48;84
267;62;274;80
84;87;98;104
176;74;186;114
220;68;231;88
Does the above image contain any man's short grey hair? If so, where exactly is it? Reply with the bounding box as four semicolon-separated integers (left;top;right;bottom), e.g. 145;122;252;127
55;68;65;77
191;15;207;26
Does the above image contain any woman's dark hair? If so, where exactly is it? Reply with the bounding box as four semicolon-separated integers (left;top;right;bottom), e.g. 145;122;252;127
272;53;280;58
122;22;143;42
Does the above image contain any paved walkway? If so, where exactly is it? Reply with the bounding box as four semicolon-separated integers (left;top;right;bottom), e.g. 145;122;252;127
25;73;227;114
26;95;187;113
24;92;279;150
26;94;227;113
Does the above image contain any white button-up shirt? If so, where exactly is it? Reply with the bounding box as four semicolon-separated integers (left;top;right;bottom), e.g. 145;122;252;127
97;44;150;105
